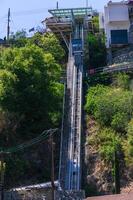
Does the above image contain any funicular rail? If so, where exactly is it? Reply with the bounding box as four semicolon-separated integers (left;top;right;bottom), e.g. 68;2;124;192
66;25;83;192
52;8;90;199
67;62;82;191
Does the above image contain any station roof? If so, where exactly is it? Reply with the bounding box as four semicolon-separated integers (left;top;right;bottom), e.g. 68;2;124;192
49;7;93;19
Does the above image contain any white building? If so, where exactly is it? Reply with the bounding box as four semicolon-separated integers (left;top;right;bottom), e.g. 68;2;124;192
100;0;133;48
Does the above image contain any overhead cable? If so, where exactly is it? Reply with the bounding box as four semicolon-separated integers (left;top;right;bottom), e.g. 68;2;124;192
0;128;59;154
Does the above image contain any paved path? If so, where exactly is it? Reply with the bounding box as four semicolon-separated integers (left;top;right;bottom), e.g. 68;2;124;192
87;193;133;200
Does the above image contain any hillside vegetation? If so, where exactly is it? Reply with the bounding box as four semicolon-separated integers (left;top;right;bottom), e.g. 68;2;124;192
0;32;65;188
85;16;107;69
85;73;133;195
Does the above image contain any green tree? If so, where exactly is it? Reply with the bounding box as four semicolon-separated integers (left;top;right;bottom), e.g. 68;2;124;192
13;29;27;39
9;29;28;47
30;33;65;63
92;16;99;33
0;29;65;188
0;45;63;137
113;73;130;90
85;33;106;68
85;84;109;115
86;85;133;132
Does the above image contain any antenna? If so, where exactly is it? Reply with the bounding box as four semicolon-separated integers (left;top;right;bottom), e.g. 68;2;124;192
7;8;10;43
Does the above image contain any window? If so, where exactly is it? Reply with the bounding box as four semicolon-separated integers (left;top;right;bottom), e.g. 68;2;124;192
111;30;128;44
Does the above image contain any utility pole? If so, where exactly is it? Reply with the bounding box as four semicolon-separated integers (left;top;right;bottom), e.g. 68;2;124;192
7;8;11;43
0;152;6;200
56;1;59;9
50;134;55;200
114;150;120;194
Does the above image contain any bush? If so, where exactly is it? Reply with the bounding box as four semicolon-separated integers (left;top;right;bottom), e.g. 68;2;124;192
85;86;133;132
123;119;133;166
113;73;130;90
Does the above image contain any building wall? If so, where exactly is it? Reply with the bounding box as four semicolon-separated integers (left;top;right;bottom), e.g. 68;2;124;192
103;1;130;48
105;21;130;47
108;3;129;22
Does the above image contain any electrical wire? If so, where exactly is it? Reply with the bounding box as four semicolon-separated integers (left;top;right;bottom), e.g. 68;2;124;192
11;8;51;17
0;8;50;19
9;129;55;152
9;129;58;153
0;128;59;154
0;7;50;37
10;16;19;31
0;14;7;21
7;132;49;153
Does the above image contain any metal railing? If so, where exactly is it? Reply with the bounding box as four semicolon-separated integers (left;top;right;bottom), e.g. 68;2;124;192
5;181;59;200
88;61;133;75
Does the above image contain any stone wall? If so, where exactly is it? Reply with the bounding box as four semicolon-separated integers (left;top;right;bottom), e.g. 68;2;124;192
5;188;53;200
113;46;133;64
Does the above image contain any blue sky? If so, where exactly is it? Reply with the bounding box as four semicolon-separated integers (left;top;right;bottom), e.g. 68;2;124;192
0;0;118;38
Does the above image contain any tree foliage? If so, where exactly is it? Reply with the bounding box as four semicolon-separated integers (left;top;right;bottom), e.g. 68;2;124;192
86;84;133;132
0;31;65;141
86;73;133;170
9;29;28;47
0;30;65;187
0;45;64;138
86;73;133;192
92;16;99;33
113;73;130;90
123;119;133;166
29;33;65;63
9;31;65;63
89;127;121;162
85;33;107;68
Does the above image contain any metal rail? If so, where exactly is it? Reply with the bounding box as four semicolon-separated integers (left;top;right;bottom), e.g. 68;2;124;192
58;83;66;186
58;24;84;199
65;25;83;191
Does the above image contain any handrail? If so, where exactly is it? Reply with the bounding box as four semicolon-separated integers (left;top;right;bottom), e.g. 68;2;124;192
89;62;133;75
58;83;66;186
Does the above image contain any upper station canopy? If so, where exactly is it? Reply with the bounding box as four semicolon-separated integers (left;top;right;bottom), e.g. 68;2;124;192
49;7;93;19
44;7;93;47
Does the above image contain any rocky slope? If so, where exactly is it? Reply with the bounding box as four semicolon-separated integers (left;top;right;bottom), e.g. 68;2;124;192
113;46;133;64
